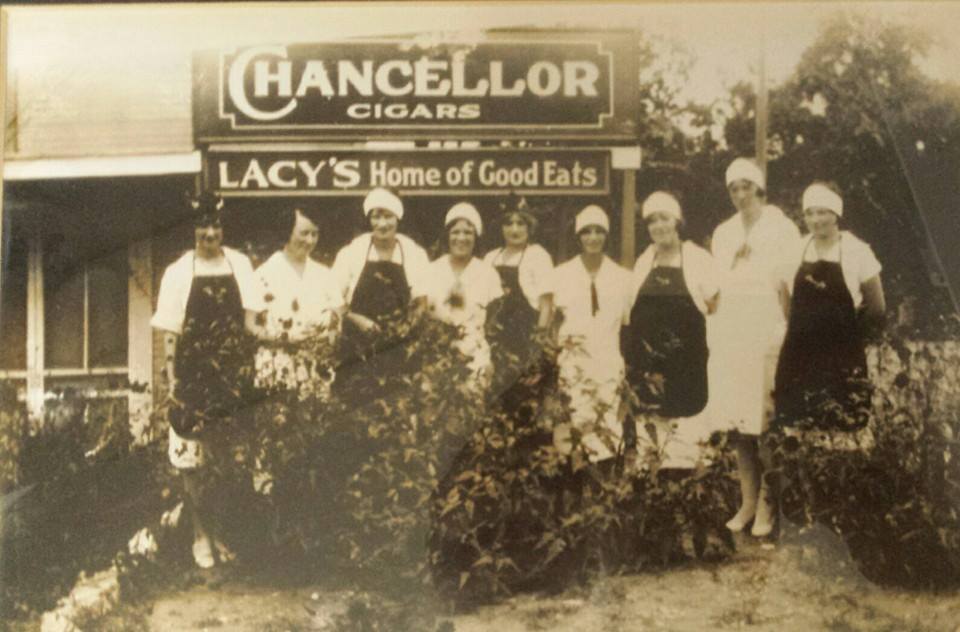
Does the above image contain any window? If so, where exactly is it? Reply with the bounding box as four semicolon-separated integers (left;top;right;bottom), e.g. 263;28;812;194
0;237;28;371
43;246;128;371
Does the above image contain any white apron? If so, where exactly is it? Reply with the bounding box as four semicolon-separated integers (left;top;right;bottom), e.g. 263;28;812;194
708;206;797;435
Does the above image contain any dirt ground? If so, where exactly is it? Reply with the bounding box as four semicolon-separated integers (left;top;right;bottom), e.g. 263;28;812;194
116;522;960;632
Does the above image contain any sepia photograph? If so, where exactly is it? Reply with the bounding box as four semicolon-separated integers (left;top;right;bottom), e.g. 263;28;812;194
1;2;959;630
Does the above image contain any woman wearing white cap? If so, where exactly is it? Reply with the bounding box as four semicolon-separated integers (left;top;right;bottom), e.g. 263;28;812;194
426;202;503;386
332;187;431;393
624;191;719;468
549;204;633;463
709;158;800;537
773;182;885;431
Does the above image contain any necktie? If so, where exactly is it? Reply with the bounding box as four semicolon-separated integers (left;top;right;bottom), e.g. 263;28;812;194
591;281;599;316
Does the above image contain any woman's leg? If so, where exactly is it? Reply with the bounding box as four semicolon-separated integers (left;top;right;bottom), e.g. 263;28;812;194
752;435;777;537
726;434;760;532
182;468;216;568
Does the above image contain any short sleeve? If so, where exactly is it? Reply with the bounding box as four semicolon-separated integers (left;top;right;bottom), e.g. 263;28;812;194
481;264;504;307
772;236;804;292
695;247;720;301
254;257;276;298
332;242;357;301
525;245;554;300
231;253;265;312
151;261;187;334
323;268;347;310
856;241;882;283
405;244;432;300
543;266;562;304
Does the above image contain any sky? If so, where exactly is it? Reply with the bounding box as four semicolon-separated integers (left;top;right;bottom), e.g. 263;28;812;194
6;1;960;106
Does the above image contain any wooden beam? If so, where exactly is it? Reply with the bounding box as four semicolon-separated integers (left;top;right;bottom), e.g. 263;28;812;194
620;168;637;266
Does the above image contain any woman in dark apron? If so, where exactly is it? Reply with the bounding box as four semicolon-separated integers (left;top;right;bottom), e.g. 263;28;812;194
328;188;431;485
483;205;555;421
774;182;885;432
152;192;261;569
624;192;718;468
332;188;431;399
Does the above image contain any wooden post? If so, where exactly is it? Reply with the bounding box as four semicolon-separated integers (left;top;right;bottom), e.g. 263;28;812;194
25;233;44;423
620;168;637;266
755;19;769;175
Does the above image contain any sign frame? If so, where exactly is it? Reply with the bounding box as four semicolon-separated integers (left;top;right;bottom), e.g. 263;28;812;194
202;144;614;197
193;31;639;143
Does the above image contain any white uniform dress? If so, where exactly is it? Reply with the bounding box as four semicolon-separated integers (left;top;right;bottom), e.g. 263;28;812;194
254;251;345;400
708;205;800;435
425;255;503;385
630;241;719;468
151;248;262;470
549;255;633;462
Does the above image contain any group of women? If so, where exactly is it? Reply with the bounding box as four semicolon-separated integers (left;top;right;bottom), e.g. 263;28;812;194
152;155;886;568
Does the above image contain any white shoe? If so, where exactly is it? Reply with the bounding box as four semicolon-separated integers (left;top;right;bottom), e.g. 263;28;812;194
214;540;237;564
751;504;776;538
725;507;756;533
192;538;215;569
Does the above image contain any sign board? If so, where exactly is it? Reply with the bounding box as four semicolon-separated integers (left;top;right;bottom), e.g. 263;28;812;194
205;147;611;196
193;32;638;142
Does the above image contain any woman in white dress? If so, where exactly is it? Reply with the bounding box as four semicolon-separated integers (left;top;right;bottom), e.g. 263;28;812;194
708;158;800;537
253;207;345;401
250;207;345;496
425;202;503;390
549;205;634;465
624;192;719;468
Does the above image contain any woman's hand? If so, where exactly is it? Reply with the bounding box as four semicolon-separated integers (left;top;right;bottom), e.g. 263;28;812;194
348;312;381;335
165;377;181;405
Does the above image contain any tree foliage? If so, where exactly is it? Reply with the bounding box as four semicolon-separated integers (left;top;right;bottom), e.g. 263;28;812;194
718;12;959;332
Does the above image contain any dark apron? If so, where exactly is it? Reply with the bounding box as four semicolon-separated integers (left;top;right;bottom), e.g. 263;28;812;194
624;251;708;419
172;255;250;437
485;248;552;427
487;248;539;372
336;239;413;392
774;237;870;431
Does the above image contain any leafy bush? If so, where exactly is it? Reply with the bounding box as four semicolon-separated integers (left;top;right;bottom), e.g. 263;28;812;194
771;337;960;587
243;316;738;607
0;385;169;618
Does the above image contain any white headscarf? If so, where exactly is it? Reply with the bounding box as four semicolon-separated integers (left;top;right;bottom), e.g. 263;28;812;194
725;158;766;190
445;202;483;236
641;191;683;222
363;188;404;219
802;183;843;217
575;204;610;233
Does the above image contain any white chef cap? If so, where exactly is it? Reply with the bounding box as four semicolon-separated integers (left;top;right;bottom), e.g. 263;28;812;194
802;183;843;217
575;204;609;233
641;191;683;222
725;158;765;190
363;187;404;219
445;201;483;236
